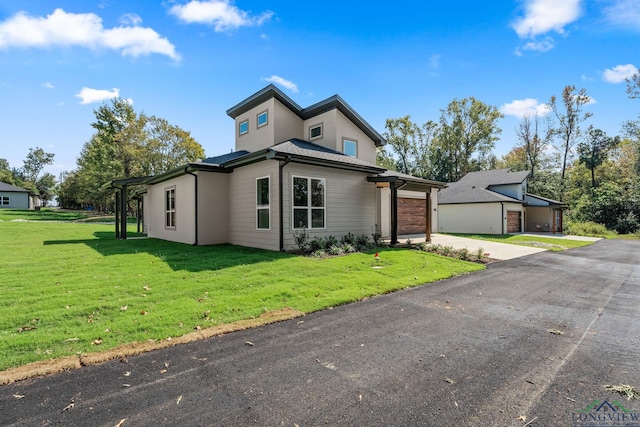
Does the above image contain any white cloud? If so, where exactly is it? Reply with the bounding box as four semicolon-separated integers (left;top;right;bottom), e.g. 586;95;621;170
263;75;298;93
42;82;54;89
0;8;179;61
428;54;441;69
515;37;555;55
602;64;638;83
75;87;120;104
602;0;640;28
512;0;582;38
169;1;273;32
500;98;550;118
119;13;143;27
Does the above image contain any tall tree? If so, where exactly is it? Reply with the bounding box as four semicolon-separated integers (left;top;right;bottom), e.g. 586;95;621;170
548;85;593;198
432;97;503;182
142;116;204;175
22;147;54;183
383;116;436;178
577;127;619;188
515;112;554;180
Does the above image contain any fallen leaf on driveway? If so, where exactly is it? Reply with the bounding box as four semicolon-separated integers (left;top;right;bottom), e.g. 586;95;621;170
443;377;456;384
518;415;526;422
176;395;182;405
245;341;254;346
17;326;36;332
13;394;25;399
92;339;103;345
547;328;564;335
61;402;74;412
114;418;127;427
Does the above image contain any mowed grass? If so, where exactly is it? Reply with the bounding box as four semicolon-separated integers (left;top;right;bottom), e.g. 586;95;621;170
0;208;89;221
448;233;595;251
0;221;483;371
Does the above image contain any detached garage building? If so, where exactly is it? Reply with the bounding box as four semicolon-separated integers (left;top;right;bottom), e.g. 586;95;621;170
0;182;35;210
437;169;565;234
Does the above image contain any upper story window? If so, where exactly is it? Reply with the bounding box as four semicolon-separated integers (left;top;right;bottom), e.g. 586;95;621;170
309;124;323;140
256;177;270;230
343;139;357;157
257;110;268;128
239;119;249;136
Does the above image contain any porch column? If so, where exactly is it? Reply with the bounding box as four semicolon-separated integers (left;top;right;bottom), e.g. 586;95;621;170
115;190;120;238
137;197;142;234
425;192;431;243
390;183;399;245
120;184;128;240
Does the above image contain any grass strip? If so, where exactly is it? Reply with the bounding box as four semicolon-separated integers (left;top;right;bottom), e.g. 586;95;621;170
446;233;595;251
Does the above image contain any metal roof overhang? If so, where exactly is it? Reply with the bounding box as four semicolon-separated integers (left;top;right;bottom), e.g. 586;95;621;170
367;175;448;192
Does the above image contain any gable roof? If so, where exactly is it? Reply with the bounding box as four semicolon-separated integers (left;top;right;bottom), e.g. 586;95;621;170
438;168;529;204
226;84;386;147
202;150;250;165
0;182;29;193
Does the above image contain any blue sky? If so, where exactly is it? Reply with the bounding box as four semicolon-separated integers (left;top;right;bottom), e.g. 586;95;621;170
1;0;638;178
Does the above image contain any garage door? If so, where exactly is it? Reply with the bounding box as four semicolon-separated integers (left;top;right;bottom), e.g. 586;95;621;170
507;211;521;233
398;197;427;235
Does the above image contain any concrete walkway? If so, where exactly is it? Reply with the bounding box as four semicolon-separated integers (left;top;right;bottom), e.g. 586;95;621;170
394;232;599;260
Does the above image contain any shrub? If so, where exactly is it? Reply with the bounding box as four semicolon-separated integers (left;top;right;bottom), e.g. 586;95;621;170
309;237;325;252
294;227;309;252
328;245;345;256
356;234;371;250
310;249;326;258
564;221;612;237
371;224;382;246
475;248;485;260
341;232;356;245
324;235;339;250
457;248;470;261
342;243;356;253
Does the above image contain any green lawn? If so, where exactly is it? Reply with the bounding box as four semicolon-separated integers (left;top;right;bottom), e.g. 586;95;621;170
0;221;483;371
447;233;595;251
0;208;89;221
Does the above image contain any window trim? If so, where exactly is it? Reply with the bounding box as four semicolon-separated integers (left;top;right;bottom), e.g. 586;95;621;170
165;186;176;229
342;138;358;157
256;110;268;128
256;176;270;230
239;119;249;136
309;123;323;140
0;196;9;205
292;175;326;230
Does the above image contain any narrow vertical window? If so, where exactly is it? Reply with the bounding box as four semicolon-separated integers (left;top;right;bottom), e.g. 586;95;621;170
292;176;325;229
343;139;357;157
256;177;270;229
165;188;176;228
239;119;249;135
257;111;268;128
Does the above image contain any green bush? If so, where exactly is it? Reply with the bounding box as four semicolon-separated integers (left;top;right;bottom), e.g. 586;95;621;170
564;221;614;237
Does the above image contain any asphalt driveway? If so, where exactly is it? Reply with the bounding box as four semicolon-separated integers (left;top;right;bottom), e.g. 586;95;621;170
1;239;639;426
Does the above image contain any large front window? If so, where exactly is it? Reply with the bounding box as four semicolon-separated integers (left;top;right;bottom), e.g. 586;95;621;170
293;176;325;229
165;188;175;228
256;177;270;229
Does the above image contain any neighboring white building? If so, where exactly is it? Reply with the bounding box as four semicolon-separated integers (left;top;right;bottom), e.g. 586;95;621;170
0;182;37;210
438;169;566;234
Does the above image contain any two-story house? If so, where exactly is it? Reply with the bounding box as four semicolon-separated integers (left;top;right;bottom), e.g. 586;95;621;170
437;168;566;234
112;85;446;251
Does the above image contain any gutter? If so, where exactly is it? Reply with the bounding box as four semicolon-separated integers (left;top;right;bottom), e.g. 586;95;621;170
278;155;291;252
185;167;199;246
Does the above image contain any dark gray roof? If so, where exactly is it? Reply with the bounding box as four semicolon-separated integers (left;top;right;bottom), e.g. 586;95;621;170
0;182;29;192
438;169;529;204
201;150;250;165
225;84;386;147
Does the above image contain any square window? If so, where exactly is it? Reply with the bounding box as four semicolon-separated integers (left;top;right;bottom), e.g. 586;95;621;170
257;111;268;127
309;125;322;139
239;120;249;135
343;140;357;157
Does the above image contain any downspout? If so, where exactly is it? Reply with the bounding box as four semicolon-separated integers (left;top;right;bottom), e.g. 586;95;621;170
390;180;408;245
500;202;505;235
279;156;292;252
185;167;198;246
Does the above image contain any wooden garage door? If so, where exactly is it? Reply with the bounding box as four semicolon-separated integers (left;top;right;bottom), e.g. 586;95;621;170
507;211;521;233
398;197;426;235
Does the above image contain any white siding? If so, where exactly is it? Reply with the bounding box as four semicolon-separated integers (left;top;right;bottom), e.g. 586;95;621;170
282;163;377;250
234;98;277;152
145;174;196;244
229;161;280;251
197;172;230;245
0;192;29;209
438;203;503;234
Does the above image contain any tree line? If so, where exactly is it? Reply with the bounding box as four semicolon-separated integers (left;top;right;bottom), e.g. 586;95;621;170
0;148;56;206
378;84;640;234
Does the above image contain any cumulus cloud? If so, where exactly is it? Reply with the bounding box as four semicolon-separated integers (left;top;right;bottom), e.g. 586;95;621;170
0;8;179;60
512;0;581;55
500;98;550;118
42;82;55;89
602;64;638;83
602;0;640;28
263;75;298;93
169;0;273;32
75;87;121;104
119;13;143;26
512;0;582;38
